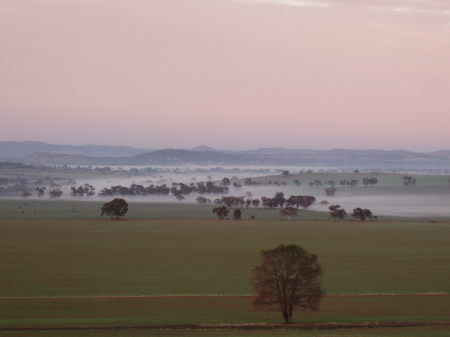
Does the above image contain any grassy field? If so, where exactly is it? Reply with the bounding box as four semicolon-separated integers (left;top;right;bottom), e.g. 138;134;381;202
236;171;450;201
0;199;334;220
1;216;450;297
1;296;450;328
2;326;450;337
0;199;449;335
238;172;450;187
0;164;119;181
1;198;448;222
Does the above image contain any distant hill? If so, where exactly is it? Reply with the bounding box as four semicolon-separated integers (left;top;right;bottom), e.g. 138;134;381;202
10;149;258;166
4;145;450;171
0;141;150;158
191;146;217;152
430;150;450;160
11;152;109;166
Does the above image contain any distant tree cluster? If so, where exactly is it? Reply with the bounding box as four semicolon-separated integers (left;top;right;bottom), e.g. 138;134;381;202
280;207;298;220
211;206;243;220
261;192;288;209
324;187;337;196
99;184;171;197
351;208;375;221
99;181;229;199
21;191;32;198
207;193;317;210
206;193;317;221
206;195;280;209
0;175;65;198
243;178;287;186
48;186;63;198
212;206;229;220
403;176;417;186
328;205;375;221
362;177;378;186
308;179;324;187
35;186;46;197
216;196;245;208
71;184;95;197
339;179;359;187
196;196;211;204
308;179;341;187
328;205;347;219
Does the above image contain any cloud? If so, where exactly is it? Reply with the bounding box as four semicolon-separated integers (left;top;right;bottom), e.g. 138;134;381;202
231;0;450;16
391;6;450;15
232;0;330;8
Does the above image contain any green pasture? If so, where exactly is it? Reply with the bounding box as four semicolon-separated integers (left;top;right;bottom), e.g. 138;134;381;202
1;197;448;223
0;199;330;220
235;172;450;200
0;165;117;181
1;218;450;298
238;172;450;187
1;198;449;335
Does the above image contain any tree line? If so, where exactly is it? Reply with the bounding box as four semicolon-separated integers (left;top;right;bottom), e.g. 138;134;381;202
198;193;317;210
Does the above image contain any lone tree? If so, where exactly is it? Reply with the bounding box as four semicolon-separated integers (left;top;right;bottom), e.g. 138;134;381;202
212;206;229;220
233;208;242;220
252;244;324;324
280;207;298;220
324;187;337;197
403;176;417;186
101;198;128;220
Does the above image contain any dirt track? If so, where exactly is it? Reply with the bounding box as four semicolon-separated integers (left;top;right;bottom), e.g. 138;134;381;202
1;321;450;332
1;293;449;301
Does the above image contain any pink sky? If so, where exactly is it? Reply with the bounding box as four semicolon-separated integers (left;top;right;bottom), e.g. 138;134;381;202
1;0;449;151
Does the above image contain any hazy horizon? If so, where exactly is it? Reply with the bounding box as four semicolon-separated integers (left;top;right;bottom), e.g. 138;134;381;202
4;139;450;153
1;0;449;151
2;139;450;153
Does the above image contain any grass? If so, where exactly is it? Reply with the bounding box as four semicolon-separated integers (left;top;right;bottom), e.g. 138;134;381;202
2;326;450;337
1;218;450;297
1;197;449;335
1;296;450;329
0;199;331;220
0;164;118;181
238;172;450;187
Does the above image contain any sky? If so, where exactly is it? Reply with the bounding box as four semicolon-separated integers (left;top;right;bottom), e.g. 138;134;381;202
1;0;449;151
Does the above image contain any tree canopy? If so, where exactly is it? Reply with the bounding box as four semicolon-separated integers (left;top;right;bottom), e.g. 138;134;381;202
351;207;374;221
252;244;323;324
212;206;229;220
329;204;347;219
101;198;129;220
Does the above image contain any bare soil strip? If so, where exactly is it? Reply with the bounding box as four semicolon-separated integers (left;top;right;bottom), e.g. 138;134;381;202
1;321;450;332
1;293;449;301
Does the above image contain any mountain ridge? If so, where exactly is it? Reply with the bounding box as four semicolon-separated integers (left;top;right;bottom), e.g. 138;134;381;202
0;141;150;158
2;142;450;170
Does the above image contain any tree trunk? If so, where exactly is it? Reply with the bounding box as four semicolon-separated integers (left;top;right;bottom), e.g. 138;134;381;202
282;309;289;324
288;305;293;324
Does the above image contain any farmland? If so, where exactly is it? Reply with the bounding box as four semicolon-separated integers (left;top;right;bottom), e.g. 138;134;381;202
1;169;450;336
4;0;450;333
0;200;449;335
